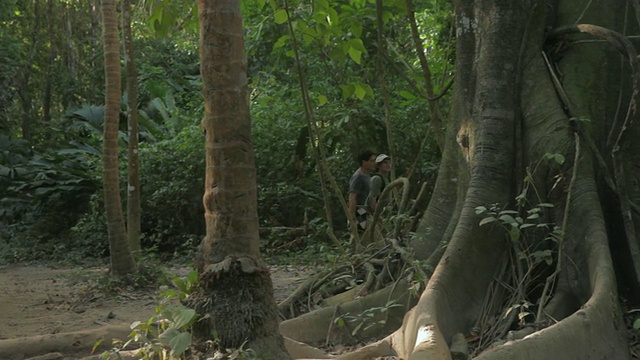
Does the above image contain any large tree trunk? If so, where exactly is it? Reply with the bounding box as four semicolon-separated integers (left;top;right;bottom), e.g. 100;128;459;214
286;1;635;359
189;0;291;359
101;0;136;276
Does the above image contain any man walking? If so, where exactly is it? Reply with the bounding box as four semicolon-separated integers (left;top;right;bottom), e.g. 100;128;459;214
348;150;377;232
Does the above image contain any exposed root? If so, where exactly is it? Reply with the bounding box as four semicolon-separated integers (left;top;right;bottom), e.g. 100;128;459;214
0;325;132;360
280;279;416;347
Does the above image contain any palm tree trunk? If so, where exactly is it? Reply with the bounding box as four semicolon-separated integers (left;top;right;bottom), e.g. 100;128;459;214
101;0;136;276
122;0;141;256
188;0;290;358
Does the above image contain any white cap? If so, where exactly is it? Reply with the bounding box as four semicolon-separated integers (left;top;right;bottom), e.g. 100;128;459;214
376;154;390;163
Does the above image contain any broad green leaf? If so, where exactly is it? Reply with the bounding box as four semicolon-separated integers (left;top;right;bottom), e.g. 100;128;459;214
398;90;417;100
173;277;186;292
544;153;565;165
313;11;329;27
479;217;496;226
340;84;355;99
475;206;487;215
302;32;314;45
354;83;366;99
634;318;640;331
531;250;553;265
170;332;192;356
348;47;362;64
274;9;288;24
499;214;518;226
553;154;565;165
318;95;328;106
172;307;196;329
158;327;180;346
362;83;374;97
326;7;339;26
350;21;363;37
187;269;198;285
273;35;291;49
349;38;367;53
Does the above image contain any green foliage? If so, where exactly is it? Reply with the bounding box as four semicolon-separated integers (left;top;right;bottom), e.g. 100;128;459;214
0;0;452;265
99;268;199;360
160;269;199;302
472;152;567;339
475;203;560;266
69;193;110;260
146;1;198;38
135;37;201;123
0;15;21;128
405;258;432;297
138;124;205;254
0;133;104;263
99;305;196;360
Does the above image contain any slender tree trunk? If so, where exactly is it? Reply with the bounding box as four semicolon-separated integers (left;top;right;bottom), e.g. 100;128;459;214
19;0;41;141
405;0;445;150
43;0;55;124
189;0;290;358
122;0;141;256
101;0;136;276
63;3;77;110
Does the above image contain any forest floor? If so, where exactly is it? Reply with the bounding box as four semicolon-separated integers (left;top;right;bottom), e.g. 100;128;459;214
0;262;316;360
2;263;640;359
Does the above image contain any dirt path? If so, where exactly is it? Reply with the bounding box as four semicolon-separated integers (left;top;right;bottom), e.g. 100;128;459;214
0;263;313;359
0;264;157;340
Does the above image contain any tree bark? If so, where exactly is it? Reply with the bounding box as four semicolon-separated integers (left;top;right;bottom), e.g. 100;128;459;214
190;0;290;358
122;0;141;256
285;1;633;359
101;0;136;276
399;0;630;357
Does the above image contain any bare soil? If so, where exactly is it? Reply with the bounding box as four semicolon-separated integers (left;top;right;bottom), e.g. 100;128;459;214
4;263;640;360
0;263;314;359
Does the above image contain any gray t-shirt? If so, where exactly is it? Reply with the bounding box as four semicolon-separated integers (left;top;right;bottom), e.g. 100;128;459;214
348;169;371;209
369;173;389;208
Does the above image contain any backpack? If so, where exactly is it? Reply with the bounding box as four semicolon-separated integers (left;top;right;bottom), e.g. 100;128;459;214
371;173;387;192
